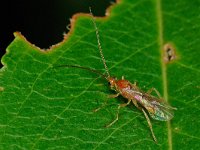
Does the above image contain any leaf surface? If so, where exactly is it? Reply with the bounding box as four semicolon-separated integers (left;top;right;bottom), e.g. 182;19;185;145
0;0;200;149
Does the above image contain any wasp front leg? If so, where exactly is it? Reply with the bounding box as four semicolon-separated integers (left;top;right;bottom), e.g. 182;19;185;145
106;99;131;128
108;93;120;98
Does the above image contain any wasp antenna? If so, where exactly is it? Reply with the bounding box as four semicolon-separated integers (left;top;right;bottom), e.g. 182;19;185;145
54;64;108;80
89;7;110;78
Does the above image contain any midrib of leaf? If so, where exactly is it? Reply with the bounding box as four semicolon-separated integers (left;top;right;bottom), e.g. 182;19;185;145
156;0;172;149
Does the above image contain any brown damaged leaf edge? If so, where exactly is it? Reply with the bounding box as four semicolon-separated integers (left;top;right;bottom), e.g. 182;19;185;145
163;43;178;63
50;1;120;50
11;1;120;54
13;32;44;52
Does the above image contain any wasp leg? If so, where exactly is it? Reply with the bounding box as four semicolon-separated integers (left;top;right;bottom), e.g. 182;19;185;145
93;98;109;112
141;108;157;143
147;88;162;98
108;93;120;98
132;99;157;142
93;93;120;112
130;82;140;91
132;81;139;86
106;99;131;128
132;99;142;110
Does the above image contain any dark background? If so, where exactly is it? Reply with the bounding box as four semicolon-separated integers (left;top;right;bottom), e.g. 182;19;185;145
0;0;115;67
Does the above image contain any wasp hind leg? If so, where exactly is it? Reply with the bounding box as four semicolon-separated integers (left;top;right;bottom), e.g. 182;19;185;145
141;108;157;143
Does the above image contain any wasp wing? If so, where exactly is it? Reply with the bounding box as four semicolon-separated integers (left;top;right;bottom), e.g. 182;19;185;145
143;98;176;121
125;86;176;121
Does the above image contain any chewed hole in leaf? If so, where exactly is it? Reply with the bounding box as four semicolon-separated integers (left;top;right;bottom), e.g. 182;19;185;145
163;43;177;63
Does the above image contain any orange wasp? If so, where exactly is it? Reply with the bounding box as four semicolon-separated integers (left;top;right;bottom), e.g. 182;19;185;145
56;8;176;142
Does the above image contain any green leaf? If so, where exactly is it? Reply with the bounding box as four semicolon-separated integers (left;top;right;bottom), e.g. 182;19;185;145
0;0;200;149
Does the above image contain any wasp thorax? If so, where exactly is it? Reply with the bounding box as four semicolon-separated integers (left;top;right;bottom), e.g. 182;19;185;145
116;80;131;89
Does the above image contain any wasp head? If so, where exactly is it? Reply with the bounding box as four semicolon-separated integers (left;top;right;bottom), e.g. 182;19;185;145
108;77;117;91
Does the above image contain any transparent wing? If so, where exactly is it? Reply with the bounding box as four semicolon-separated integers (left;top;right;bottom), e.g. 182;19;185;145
144;100;177;121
